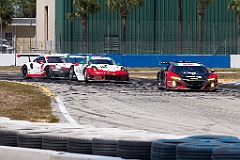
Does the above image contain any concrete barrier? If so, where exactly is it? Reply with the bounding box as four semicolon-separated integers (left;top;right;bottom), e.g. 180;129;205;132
230;55;240;68
0;146;123;160
0;53;240;68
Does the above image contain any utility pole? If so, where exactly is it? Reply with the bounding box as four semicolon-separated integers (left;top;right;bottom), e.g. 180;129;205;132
30;20;32;53
1;11;2;54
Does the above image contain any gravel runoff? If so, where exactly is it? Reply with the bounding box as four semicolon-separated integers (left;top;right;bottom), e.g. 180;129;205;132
1;72;240;138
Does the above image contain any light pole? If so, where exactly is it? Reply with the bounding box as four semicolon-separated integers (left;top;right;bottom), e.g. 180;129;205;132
30;20;32;53
1;20;2;54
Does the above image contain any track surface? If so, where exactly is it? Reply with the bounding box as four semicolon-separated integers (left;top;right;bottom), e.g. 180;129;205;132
1;72;240;137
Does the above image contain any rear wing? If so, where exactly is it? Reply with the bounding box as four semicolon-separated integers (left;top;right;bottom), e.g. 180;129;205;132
159;60;195;65
159;61;172;65
66;55;89;64
17;53;41;62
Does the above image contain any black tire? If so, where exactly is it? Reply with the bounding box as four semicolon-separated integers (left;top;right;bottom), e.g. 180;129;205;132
157;70;165;89
176;140;227;159
212;145;240;160
185;135;239;142
0;129;18;147
84;70;89;83
69;66;75;81
42;134;67;151
45;66;52;79
151;138;195;160
21;65;30;79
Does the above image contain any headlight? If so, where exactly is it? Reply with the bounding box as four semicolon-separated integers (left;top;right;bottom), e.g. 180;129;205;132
92;66;98;71
170;76;181;81
210;83;215;88
172;81;177;87
208;78;216;81
121;67;126;71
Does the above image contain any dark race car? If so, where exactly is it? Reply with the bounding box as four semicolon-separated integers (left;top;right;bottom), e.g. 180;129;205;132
157;61;218;91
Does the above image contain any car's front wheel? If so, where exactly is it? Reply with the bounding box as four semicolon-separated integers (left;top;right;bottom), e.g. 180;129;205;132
157;71;165;89
84;70;89;83
45;66;52;79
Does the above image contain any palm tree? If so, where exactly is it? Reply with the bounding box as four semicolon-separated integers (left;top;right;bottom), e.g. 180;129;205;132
106;0;144;54
197;0;213;54
228;0;240;54
178;0;183;54
67;0;100;54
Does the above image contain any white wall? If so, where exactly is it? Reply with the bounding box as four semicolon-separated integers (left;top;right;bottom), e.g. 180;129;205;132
230;55;240;68
0;54;41;66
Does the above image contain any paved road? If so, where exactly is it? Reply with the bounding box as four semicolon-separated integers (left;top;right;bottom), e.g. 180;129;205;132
1;72;240;138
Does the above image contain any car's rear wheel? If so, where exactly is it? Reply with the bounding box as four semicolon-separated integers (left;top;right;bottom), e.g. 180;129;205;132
45;66;52;79
21;65;30;79
69;66;75;81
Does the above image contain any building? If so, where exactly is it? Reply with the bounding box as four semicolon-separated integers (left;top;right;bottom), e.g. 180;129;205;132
37;0;238;54
3;18;36;54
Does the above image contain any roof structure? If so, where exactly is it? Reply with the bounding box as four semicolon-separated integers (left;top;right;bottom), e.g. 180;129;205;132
9;18;36;26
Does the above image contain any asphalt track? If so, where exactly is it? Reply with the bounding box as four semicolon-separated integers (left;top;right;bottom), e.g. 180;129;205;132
1;71;240;138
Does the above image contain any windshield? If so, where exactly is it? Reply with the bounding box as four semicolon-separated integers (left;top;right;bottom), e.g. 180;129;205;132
47;56;71;63
88;59;115;65
173;66;208;75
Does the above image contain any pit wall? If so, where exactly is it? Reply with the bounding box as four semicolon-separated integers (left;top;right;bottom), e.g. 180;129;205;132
0;54;240;68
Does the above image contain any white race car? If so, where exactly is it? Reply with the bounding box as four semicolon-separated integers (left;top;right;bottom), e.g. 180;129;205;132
18;54;74;79
69;56;129;82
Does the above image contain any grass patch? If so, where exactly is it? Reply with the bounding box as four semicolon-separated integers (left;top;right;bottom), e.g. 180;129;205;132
0;81;59;123
0;66;21;71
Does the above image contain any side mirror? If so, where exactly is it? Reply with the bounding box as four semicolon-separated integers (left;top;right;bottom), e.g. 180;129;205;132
117;63;121;66
164;67;167;71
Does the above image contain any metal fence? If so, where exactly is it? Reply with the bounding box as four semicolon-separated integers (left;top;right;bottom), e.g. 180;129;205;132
3;20;238;55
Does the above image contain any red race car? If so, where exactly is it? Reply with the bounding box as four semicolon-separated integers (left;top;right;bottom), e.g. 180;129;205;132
157;61;218;91
84;56;129;82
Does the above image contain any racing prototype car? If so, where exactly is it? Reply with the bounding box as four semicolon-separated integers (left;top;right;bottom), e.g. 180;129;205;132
69;56;129;82
18;54;73;79
157;61;218;91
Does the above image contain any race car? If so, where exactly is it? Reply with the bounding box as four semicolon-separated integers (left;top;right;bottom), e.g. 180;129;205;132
18;54;73;79
157;61;218;91
69;56;129;82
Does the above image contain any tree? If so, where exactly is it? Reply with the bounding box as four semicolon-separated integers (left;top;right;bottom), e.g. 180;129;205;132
197;0;213;54
67;0;100;54
0;0;14;29
228;0;240;54
14;0;36;18
178;0;183;54
0;0;14;53
106;0;144;54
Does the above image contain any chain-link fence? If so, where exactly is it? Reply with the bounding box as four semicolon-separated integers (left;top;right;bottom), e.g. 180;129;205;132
4;20;238;55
